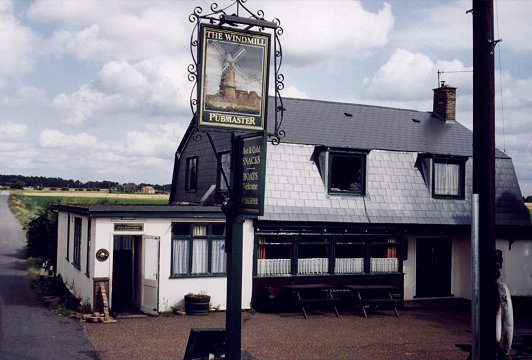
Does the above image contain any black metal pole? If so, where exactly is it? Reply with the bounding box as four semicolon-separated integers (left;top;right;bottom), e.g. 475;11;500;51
225;134;243;359
225;211;243;359
472;0;497;358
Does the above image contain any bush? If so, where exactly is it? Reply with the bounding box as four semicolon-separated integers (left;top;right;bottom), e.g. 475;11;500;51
26;206;57;264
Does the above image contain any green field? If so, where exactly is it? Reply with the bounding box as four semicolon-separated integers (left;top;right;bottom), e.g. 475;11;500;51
8;190;169;229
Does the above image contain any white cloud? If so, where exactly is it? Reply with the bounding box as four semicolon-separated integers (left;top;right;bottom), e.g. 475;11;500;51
124;123;185;157
281;84;309;99
495;1;532;52
27;0;189;62
362;49;471;102
53;85;111;125
258;1;394;67
394;1;471;50
0;1;38;82
52;56;190;125
39;129;101;149
0;121;27;140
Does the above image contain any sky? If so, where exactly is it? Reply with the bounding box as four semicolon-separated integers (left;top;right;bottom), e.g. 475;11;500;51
1;0;531;195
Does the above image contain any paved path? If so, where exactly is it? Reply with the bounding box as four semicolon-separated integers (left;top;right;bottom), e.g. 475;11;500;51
0;191;98;360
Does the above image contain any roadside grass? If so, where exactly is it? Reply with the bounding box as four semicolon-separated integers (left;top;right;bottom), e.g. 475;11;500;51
27;257;90;316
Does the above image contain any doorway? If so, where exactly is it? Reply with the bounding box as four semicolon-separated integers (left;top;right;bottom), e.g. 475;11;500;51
112;235;142;313
416;238;452;297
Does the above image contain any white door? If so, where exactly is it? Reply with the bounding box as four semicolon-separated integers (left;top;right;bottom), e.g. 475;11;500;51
141;235;160;315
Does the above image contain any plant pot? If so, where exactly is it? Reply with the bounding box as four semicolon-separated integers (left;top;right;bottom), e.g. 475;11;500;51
184;294;211;316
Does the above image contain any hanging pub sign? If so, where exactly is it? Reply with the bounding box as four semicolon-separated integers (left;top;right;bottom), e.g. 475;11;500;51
234;132;267;216
197;24;270;132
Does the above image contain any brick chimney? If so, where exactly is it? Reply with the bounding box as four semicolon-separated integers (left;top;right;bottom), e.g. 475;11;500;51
433;81;456;122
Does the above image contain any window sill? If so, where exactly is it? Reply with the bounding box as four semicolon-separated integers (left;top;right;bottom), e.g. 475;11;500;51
432;195;465;200
169;273;227;279
254;272;405;278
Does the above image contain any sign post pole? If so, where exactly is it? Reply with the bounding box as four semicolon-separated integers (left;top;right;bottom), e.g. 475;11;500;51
224;132;266;359
188;5;283;358
224;211;243;359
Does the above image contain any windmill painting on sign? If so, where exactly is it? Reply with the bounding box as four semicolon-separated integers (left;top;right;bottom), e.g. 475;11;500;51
198;25;270;132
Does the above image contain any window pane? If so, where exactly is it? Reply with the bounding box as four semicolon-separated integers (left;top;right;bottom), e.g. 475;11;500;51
211;239;226;273
434;162;460;196
330;154;364;193
73;217;82;267
370;237;398;273
257;236;292;276
186;157;198;191
172;239;189;275
172;223;189;235
335;235;364;274
212;224;225;236
218;152;231;191
191;239;208;274
298;236;329;274
192;224;207;237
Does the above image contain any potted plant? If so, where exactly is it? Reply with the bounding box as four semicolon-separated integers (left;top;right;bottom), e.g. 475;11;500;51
184;292;211;316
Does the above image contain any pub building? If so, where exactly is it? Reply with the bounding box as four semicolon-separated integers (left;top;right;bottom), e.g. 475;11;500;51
54;85;531;315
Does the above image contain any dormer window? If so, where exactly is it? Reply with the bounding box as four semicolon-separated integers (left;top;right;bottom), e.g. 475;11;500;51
328;150;366;195
433;158;465;198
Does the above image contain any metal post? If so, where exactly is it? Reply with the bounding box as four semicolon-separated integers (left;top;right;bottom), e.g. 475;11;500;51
225;212;243;360
471;193;480;360
472;0;497;358
225;133;243;359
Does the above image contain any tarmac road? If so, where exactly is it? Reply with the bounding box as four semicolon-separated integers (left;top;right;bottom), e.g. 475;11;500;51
0;191;99;360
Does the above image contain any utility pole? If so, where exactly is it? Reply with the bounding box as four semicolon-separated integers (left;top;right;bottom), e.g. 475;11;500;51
472;0;497;358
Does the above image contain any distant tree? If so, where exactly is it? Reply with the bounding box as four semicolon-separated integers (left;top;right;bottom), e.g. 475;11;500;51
9;178;25;189
122;182;138;193
525;195;532;203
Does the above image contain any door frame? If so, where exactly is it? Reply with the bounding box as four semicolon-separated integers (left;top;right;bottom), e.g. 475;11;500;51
415;237;452;298
140;235;160;315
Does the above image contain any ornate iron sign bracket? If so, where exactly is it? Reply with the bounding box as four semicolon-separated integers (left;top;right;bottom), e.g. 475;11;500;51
188;0;285;145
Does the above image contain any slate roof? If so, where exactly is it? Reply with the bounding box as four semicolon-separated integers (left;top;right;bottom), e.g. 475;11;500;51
261;144;529;226
266;97;508;158
258;97;528;227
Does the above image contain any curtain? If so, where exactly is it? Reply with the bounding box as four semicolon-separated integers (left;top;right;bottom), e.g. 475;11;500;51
434;162;460;195
386;237;397;258
192;239;208;274
258;237;266;259
172;239;189;275
211;239;226;273
191;225;208;274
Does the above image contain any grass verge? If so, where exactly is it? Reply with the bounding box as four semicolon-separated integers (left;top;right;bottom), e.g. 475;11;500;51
27;257;90;316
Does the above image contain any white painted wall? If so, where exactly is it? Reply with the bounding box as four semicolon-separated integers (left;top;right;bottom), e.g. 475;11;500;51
497;239;532;297
158;218;255;312
85;215;255;312
402;236;416;300
451;235;471;300
57;209;532;312
55;211;93;307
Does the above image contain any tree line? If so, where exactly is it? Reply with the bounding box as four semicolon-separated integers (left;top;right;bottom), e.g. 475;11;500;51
0;174;170;193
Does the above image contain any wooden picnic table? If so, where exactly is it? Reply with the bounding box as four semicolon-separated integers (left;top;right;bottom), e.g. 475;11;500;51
344;284;399;317
283;284;340;319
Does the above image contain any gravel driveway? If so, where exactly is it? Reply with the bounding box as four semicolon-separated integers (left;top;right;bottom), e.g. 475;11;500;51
83;301;474;360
